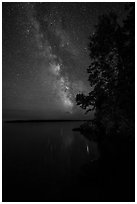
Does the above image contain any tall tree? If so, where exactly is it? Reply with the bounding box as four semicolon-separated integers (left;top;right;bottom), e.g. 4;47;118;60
76;4;135;136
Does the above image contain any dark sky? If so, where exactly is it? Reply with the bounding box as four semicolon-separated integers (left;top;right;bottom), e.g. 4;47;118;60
3;2;127;120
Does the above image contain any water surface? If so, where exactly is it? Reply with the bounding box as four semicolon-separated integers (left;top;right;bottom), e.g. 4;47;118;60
3;121;99;201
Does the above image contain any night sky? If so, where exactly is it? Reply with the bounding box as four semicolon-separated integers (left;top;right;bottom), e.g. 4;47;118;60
3;2;127;120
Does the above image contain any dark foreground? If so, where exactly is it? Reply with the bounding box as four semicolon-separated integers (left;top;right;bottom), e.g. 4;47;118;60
2;121;135;202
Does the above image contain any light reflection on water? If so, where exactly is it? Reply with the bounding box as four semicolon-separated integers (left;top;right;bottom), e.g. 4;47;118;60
3;122;99;175
3;121;100;199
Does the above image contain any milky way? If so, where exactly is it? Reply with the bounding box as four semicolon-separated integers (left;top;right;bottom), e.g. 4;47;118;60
3;2;126;119
28;3;89;113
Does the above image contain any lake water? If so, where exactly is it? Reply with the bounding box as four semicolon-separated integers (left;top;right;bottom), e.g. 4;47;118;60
3;121;100;201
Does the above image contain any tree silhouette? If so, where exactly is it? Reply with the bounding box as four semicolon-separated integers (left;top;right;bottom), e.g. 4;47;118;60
76;4;135;137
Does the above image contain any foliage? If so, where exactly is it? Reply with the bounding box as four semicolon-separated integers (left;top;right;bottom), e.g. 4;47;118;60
76;4;135;137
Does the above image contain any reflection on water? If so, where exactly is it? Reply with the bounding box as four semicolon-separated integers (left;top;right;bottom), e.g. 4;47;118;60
3;122;99;201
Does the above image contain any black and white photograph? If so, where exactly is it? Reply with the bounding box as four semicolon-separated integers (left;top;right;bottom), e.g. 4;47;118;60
2;1;135;202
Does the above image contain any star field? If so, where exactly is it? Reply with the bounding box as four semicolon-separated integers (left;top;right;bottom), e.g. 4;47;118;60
3;2;127;120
